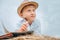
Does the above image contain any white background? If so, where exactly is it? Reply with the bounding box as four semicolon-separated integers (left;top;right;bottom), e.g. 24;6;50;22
0;0;60;38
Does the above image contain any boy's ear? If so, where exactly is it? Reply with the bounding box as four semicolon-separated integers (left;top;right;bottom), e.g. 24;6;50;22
19;13;23;17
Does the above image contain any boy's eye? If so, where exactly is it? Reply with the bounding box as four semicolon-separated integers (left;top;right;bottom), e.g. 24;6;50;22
27;10;31;12
27;9;35;12
33;9;35;12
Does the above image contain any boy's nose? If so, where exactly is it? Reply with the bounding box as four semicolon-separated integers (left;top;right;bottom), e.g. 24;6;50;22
31;11;35;15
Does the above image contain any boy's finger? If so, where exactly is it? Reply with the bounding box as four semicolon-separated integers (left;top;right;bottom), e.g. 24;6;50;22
21;24;28;29
23;24;28;27
21;25;27;30
23;21;29;27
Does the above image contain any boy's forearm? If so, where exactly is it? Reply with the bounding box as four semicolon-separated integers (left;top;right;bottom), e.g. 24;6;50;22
0;33;13;39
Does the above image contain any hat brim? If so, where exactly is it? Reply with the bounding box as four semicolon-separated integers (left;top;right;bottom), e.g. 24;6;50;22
17;1;38;16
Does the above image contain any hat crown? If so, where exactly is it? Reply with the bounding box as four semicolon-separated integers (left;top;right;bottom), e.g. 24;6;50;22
23;0;34;3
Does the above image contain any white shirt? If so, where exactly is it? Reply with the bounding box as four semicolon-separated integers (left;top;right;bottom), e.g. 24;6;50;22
0;19;41;36
17;19;41;35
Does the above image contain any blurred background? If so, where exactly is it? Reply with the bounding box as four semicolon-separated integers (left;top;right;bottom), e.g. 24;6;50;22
0;0;60;38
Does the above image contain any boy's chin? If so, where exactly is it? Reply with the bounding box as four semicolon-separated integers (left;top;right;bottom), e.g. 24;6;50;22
30;19;35;22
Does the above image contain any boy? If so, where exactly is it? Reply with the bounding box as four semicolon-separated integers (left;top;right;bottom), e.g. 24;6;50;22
0;0;41;38
17;0;41;35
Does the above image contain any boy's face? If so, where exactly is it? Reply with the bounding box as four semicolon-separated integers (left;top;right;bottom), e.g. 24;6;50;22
21;5;36;22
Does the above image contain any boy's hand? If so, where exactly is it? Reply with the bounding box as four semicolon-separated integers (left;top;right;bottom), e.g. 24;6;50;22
17;21;28;32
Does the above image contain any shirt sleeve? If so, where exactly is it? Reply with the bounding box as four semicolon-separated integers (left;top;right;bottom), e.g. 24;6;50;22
16;19;26;31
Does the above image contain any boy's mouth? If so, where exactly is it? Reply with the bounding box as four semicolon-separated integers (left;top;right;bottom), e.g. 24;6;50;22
31;16;35;19
31;16;35;17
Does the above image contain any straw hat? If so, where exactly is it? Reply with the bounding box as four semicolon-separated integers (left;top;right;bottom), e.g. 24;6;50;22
17;0;38;16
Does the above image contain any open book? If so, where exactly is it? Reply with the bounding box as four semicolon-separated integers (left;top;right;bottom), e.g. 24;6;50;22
0;31;33;39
